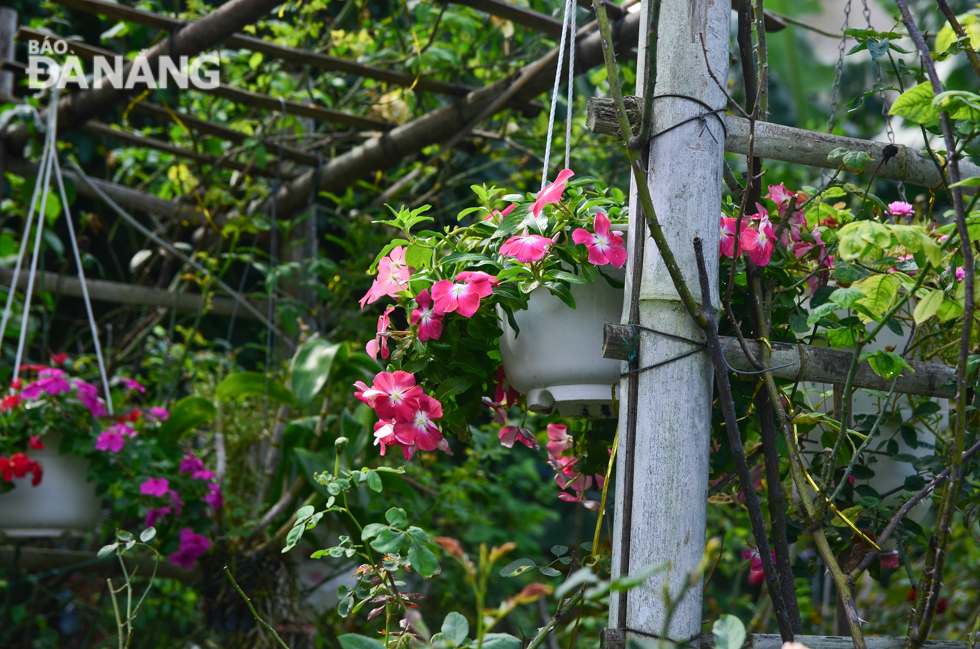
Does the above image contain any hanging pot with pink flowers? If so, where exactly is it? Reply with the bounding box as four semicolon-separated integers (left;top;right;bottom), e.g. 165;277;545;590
352;170;628;462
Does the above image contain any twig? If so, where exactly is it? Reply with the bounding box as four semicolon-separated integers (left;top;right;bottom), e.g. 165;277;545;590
223;566;291;649
934;0;980;81
525;587;586;649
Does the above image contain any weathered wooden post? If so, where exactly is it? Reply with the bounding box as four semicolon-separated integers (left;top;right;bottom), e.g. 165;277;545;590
609;0;730;641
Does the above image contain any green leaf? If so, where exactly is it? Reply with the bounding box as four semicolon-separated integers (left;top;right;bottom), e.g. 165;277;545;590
361;523;386;540
499;558;536;577
366;470;383;492
216;372;296;406
890;83;940;124
938;299;964;322
867;350;914;380
139;527;156;543
806;302;839;327
157;396;217;443
371;529;406;553
549;270;591;285
829;287;866;308
842;150;873;173
480;634;522;649
441;612;469;647
405;244;430;269
283;523;305;553
950;177;980;188
827;327;856;349
295;505;315;522
551;545;568;556
913;289;944;324
935;14;980;53
385;507;408;527
712;615;747;649
97;543;119;559
851;274;897;322
538;566;562;577
434;376;472;401
339;635;388;649
408;541;440;577
290;339;346;407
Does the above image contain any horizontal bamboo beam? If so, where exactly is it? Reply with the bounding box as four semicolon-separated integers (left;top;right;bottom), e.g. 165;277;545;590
51;0;473;97
207;83;388;131
450;0;565;38
601;630;971;649
602;323;955;399
586;96;980;188
0;546;200;581
0;268;261;318
3;153;203;224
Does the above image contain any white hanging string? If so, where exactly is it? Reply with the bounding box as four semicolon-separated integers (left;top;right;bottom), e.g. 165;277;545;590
540;0;575;190
52;155;114;415
12;79;63;382
564;0;576;170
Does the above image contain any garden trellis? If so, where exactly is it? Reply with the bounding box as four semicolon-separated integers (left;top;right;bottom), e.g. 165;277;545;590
1;0;980;647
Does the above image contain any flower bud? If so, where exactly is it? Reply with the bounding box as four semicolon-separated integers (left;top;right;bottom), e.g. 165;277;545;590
334;436;349;452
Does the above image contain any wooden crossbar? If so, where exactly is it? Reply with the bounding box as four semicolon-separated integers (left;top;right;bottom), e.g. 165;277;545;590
207;84;388;131
602;323;955;399
0;547;200;582
601;630;972;649
51;0;474;96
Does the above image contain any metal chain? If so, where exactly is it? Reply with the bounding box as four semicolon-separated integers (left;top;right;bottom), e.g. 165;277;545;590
862;0;906;200
826;0;852;134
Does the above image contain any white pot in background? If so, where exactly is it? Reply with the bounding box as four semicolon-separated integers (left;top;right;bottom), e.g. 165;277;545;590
0;432;101;537
499;273;624;418
801;304;944;524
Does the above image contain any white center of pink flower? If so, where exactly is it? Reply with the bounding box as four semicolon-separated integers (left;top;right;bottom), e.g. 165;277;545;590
413;410;431;430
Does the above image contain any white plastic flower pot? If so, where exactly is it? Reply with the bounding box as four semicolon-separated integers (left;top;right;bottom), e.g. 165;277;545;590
0;432;101;537
498;272;624;418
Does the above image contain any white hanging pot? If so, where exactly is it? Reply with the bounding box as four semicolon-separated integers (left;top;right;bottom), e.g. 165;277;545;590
0;432;101;537
499;270;624;418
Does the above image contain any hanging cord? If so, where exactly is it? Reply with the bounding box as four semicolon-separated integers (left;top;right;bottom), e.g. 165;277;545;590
67;161;290;346
564;0;576;170
11;79;64;383
540;0;575;190
52;155;114;415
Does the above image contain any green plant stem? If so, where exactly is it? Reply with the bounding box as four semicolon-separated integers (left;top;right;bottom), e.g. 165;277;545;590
524;588;586;649
107;578;125;649
753;0;769;120
223;566;291;649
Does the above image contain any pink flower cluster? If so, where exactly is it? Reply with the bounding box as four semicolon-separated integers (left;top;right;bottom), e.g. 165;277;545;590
498;169;574;264
572;212;627;268
168;528;211;569
483;366;520;425
360;247;412;310
545;424;604;509
140;452;222;531
355;371;452;460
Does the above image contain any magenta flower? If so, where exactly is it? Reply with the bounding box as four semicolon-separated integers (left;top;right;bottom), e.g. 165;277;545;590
766;184;796;217
572;212;627;268
483;203;516;225
887;201;914;218
139;477;170;498
371;371;424;421
354;381;385;409
955;266;966;282
741;547;776;586
204;483;223;511
192;469;216;482
739;208;776;266
499;232;553;263
21;369;71;399
147;406;169;421
410;289;444;342
110;422;137;438
168;528;211;569
719;216;744;258
360;247;411;309
498;425;539;450
120;377;146;393
95;429;126;453
168;489;184;516
179;452;205;475
493;366;520;406
145;506;171;529
455;271;499;297
545;424;573;457
74;380;107;418
373;420;398;456
366;305;395;360
529;168;574;218
393;394;445;452
431;279;482;317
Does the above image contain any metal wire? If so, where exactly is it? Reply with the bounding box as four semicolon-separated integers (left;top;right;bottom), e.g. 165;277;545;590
861;0;905;201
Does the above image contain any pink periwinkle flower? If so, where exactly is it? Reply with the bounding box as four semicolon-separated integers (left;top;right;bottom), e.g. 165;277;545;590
529;169;574;218
431;279;482;318
955;266;966;282
145;506;171;529
168;528;211;569
120;377;146;393
572;211;627;268
410;289;444;342
719;216;745;258
204;483;223;511
360;247;411;309
168;489;184;516
493;366;520;407
741;547;777;586
456;271;499;297
483;203;516;225
95;429;126;453
179;452;206;475
888;201;914;218
499;231;553;264
373;420;398;456
739;206;776;267
21;368;71;399
147;406;169;421
139;477;170;498
393;394;445;452
192;469;216;482
111;422;137;438
546;424;574;457
73;380;107;418
498;425;539;450
370;371;424;421
366;305;395;360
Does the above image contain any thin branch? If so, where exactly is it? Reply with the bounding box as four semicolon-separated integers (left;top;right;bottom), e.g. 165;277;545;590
934;0;980;81
223;566;291;649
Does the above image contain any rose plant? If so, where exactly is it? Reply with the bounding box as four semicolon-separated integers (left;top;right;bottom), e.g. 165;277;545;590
353;170;627;463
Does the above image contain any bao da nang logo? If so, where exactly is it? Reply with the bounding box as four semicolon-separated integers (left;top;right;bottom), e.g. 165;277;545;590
26;39;220;90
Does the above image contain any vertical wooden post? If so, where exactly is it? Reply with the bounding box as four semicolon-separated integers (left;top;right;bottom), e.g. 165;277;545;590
610;0;730;640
